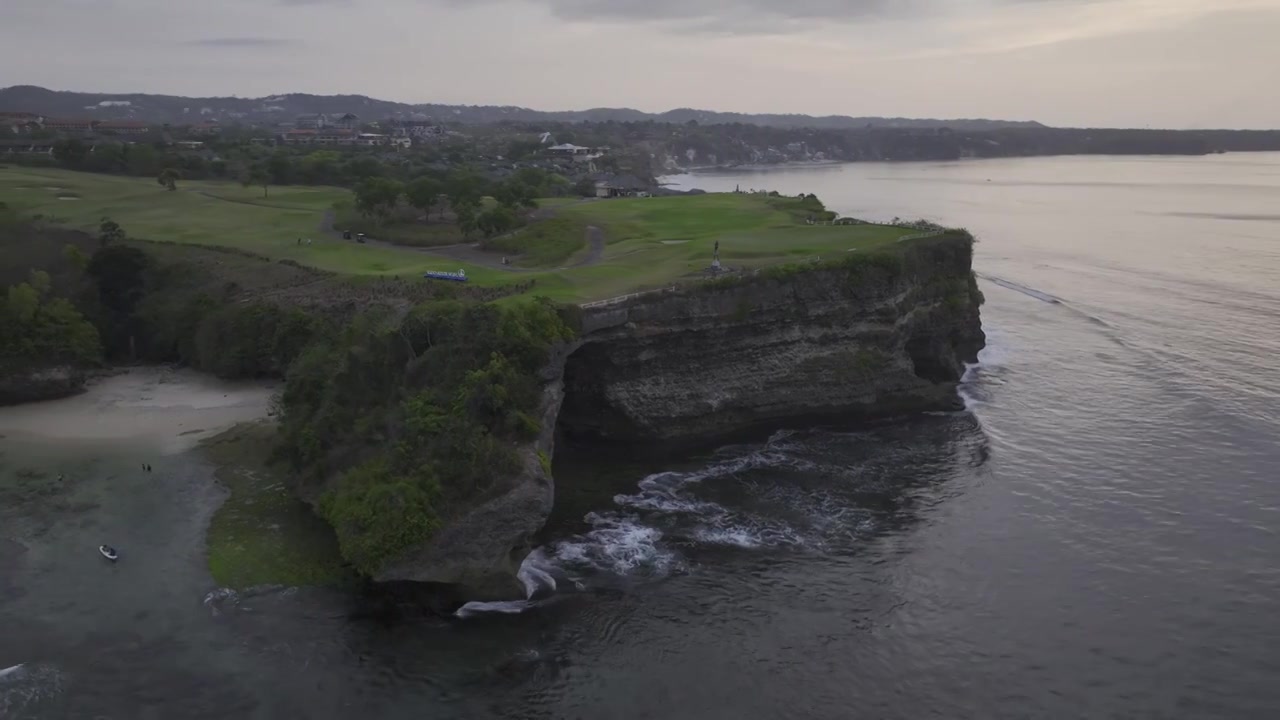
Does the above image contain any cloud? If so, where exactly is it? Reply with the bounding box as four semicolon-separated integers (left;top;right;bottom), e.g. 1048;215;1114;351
184;37;296;48
449;0;1056;34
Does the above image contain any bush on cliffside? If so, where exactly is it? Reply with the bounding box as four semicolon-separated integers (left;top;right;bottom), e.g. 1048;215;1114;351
279;297;574;576
0;270;101;369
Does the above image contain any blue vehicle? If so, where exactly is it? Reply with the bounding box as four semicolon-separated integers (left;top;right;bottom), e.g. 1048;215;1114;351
424;269;468;283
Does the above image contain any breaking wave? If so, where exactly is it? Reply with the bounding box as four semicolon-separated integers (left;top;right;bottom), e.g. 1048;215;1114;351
0;662;63;717
455;549;561;619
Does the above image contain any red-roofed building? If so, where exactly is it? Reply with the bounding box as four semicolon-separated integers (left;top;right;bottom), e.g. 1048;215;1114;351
0;112;42;133
189;122;222;137
43;118;96;133
284;128;357;147
96;120;150;135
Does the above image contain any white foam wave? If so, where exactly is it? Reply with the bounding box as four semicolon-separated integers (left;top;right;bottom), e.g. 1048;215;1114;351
455;599;533;618
455;548;561;619
0;662;62;717
687;517;809;549
203;587;238;616
480;442;855;604
548;513;680;575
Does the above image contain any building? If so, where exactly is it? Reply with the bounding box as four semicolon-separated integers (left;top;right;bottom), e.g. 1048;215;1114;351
0;139;54;156
0;112;42;133
332;113;360;130
547;143;592;156
173;140;205;150
96;120;150;135
295;113;327;129
355;133;386;147
594;174;649;198
282;129;316;146
548;143;604;164
390;119;443;139
42;118;96;133
389;136;411;150
188;122;222;137
283;128;359;146
316;129;357;146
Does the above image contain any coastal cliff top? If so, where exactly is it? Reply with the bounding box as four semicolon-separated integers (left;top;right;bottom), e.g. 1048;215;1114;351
2;166;930;304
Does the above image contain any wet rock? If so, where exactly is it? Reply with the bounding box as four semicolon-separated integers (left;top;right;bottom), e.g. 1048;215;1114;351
0;365;86;406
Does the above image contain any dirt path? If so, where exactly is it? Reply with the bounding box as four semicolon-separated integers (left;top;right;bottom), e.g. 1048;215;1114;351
192;189;307;212
572;226;606;268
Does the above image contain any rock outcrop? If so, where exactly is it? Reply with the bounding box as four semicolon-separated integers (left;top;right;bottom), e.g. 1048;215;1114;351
558;232;985;445
0;365;86;406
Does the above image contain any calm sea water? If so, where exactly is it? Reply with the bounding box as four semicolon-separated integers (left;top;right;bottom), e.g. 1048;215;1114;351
4;154;1280;718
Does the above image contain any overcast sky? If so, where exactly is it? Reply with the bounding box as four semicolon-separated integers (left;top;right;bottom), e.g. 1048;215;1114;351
4;0;1277;128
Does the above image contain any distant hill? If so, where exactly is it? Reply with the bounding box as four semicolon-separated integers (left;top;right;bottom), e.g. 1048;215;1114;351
0;85;1045;131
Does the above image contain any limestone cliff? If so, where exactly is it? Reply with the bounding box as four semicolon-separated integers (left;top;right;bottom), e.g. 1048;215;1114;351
558;232;985;445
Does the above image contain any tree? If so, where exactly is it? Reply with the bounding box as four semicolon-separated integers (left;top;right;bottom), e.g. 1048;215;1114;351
125;143;162;176
445;171;485;213
300;151;342;185
353;178;404;222
98;217;126;248
476;207;517;238
244;163;271;198
84;142;126;173
157;168;180;191
404;177;443;220
268;151;296;185
343;156;385;183
494;180;537;210
505;139;543;161
0;273;101;366
573;177;598;197
454;203;479;239
62;244;88;273
52;139;90;168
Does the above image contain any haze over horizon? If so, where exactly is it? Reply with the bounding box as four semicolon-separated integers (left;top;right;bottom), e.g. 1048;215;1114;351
4;0;1278;130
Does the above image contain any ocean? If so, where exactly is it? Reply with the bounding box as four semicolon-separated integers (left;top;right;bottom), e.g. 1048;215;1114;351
3;153;1279;718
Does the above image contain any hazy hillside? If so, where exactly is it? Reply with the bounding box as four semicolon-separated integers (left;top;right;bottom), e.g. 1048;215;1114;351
0;85;1045;130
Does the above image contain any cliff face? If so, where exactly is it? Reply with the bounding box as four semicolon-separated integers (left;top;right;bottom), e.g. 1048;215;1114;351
558;234;985;445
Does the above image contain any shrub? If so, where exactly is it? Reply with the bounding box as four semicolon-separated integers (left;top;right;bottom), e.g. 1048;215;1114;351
279;296;576;575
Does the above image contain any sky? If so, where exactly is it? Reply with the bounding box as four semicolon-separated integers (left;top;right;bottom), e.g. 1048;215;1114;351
3;0;1278;129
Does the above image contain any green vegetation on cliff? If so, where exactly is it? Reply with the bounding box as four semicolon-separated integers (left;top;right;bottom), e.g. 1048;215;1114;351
202;422;350;589
0;209;102;372
278;298;574;575
0;269;101;370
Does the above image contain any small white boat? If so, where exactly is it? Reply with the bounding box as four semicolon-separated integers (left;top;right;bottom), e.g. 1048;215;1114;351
99;545;118;562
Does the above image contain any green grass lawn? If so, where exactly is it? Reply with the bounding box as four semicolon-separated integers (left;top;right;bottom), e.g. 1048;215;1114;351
481;216;591;267
0;167;914;302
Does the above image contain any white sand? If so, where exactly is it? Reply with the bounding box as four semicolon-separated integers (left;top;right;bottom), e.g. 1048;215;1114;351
0;368;277;455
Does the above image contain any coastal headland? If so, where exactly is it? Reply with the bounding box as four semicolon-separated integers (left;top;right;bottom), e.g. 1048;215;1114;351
1;167;984;605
